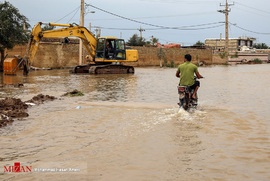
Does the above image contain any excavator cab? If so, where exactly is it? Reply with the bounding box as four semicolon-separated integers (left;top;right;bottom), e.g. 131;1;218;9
95;38;126;62
19;22;138;74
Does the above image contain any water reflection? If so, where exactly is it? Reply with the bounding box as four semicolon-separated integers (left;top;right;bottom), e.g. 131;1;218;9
0;70;139;102
1;74;19;85
89;74;138;102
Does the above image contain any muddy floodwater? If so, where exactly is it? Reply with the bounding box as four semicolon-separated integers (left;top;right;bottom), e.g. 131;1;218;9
0;65;270;181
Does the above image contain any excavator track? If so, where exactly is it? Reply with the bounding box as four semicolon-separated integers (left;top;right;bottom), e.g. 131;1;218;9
20;22;138;75
71;64;91;73
71;64;134;74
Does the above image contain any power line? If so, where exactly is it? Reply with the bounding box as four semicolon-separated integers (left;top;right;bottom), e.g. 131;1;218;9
90;11;216;21
67;7;80;23
236;2;270;15
92;23;224;31
229;22;270;35
234;7;268;17
140;0;218;4
86;3;224;30
86;3;169;28
54;6;80;23
92;22;224;30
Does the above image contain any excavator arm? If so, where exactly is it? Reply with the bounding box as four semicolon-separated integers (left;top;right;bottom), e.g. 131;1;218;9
23;22;97;74
21;22;138;75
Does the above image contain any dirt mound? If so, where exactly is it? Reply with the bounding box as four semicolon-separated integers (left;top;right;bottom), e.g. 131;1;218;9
0;94;57;128
26;94;57;104
62;89;84;97
0;98;29;128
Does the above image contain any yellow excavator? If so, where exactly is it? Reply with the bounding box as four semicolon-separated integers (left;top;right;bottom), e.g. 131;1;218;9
6;22;138;75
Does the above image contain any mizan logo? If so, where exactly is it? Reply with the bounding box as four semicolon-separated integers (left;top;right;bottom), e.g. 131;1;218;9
4;162;32;173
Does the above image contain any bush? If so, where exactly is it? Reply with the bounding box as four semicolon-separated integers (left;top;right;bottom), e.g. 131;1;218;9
219;52;226;59
169;60;175;67
163;59;176;68
253;58;262;64
230;52;238;58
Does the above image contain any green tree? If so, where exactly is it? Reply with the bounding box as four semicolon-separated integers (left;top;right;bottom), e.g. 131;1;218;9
253;43;269;49
127;34;146;46
153;37;159;44
137;37;146;46
127;34;138;46
193;41;205;46
146;36;159;45
0;1;30;70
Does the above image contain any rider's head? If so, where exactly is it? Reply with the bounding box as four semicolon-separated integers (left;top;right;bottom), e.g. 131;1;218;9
184;54;192;62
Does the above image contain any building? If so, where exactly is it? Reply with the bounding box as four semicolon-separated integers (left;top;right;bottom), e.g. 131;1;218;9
205;37;256;52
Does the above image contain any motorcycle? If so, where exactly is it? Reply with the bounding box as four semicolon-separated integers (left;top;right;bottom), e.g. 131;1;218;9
177;77;199;111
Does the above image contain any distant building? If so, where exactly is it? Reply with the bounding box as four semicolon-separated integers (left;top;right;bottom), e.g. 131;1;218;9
205;37;256;52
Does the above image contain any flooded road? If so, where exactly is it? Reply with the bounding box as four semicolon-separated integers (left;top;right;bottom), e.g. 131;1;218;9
0;65;270;180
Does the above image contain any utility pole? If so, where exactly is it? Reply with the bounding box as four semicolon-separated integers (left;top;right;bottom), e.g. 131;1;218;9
138;26;145;39
95;28;98;38
218;0;234;58
79;0;84;65
95;27;101;38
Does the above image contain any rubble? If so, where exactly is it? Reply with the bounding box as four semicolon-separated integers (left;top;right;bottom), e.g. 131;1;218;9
0;94;57;128
62;89;84;97
26;94;57;104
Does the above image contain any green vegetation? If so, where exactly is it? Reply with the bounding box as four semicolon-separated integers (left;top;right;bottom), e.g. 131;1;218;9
230;51;238;58
0;1;30;70
222;62;230;66
253;58;262;64
127;34;146;46
193;41;205;46
253;43;269;49
169;60;175;67
219;52;226;59
146;36;159;45
163;59;176;68
62;90;84;97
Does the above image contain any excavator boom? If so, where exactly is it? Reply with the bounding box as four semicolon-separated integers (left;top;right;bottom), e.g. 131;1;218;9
23;22;97;74
22;22;138;75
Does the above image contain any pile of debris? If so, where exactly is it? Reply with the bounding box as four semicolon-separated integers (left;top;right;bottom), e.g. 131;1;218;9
62;89;84;97
26;94;57;104
0;89;83;128
0;94;57;128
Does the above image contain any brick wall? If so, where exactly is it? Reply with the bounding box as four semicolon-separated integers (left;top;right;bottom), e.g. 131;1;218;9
6;42;83;68
127;47;213;66
6;43;213;68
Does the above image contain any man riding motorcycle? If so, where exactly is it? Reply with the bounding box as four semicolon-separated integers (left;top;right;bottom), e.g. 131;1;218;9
176;54;203;100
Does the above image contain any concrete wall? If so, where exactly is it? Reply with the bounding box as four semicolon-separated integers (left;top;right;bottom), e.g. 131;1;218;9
6;42;213;68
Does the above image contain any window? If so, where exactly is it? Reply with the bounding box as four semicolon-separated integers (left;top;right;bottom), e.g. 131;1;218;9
115;39;126;60
96;38;105;58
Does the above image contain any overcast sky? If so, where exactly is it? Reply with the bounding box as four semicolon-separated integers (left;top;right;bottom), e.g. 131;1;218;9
5;0;270;46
